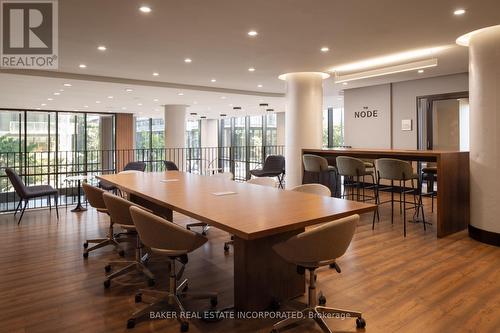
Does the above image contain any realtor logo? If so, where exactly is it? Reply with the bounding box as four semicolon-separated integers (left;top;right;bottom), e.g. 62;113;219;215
1;0;58;69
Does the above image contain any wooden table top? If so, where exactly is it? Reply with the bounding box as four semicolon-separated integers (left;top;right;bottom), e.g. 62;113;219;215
97;171;375;240
304;148;469;157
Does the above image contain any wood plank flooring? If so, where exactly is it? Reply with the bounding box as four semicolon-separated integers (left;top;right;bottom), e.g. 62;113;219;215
0;193;499;333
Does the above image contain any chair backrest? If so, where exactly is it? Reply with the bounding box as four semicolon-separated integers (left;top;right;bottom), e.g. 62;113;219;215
247;177;276;187
212;172;234;180
291;184;331;196
4;168;28;198
273;214;358;266
124;161;146;172
376;158;414;180
303;154;329;172
262;155;285;172
164;160;179;171
82;182;107;210
103;192;137;227
129;206;207;255
336;156;366;177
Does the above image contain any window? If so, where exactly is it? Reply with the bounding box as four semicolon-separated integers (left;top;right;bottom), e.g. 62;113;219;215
323;107;344;147
135;117;151;149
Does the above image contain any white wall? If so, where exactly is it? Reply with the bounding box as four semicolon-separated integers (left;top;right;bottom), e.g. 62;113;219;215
344;84;391;148
343;73;469;149
276;112;285;146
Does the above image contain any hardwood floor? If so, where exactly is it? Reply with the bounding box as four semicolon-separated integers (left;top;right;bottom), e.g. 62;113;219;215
0;194;499;333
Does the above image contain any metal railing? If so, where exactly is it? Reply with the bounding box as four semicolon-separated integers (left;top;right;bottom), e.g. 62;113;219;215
0;145;284;212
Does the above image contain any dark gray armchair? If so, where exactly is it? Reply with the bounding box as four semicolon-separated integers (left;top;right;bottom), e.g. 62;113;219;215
99;161;147;191
249;155;285;188
4;168;58;224
163;160;179;171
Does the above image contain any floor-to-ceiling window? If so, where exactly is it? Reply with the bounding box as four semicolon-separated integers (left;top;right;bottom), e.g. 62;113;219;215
323;107;344;147
186;119;201;173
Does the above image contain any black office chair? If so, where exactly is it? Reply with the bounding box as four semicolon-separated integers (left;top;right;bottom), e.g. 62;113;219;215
4;168;59;224
164;160;179;171
249;155;285;188
99;161;147;191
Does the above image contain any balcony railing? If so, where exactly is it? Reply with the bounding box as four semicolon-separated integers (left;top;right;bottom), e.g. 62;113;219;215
0;145;284;212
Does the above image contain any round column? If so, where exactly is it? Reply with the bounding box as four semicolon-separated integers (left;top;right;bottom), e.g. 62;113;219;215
164;105;187;148
279;72;329;188
458;25;500;245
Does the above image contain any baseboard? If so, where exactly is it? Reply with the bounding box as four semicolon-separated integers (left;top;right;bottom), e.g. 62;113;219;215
468;225;500;247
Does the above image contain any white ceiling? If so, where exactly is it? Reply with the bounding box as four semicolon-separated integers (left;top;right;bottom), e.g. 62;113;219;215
1;0;499;116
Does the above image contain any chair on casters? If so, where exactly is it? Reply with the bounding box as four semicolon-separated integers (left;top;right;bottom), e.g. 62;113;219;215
187;171;234;235
375;158;426;237
99;161;147;192
164;160;179;171
249;155;285;188
302;154;339;197
102;192;155;289
127;206;218;331
270;214;366;332
223;176;275;253
5;167;59;224
82;183;125;258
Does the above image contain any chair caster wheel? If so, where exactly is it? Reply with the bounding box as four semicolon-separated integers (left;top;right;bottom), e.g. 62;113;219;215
83;252;89;258
202;231;207;236
118;250;125;257
318;294;327;306
147;278;155;287
210;296;218;307
127;318;135;329
180;321;189;332
104;265;111;273
181;283;188;292
104;279;111;289
223;244;230;253
83;242;88;249
356;317;366;329
186;226;191;230
135;293;142;303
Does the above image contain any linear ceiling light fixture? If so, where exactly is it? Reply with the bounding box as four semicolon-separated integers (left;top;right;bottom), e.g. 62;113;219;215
334;58;438;84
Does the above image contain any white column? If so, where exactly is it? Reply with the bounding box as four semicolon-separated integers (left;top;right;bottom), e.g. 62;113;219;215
164;105;187;148
460;25;500;242
280;72;329;188
200;119;218;147
276;112;286;146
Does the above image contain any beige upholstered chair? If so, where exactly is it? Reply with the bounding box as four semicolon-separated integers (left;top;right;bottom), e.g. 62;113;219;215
375;158;426;237
102;193;155;288
247;176;276;187
336;156;376;201
127;206;217;331
82;183;124;258
291;183;331;196
271;214;366;332
186;171;234;234
223;176;276;253
302;154;338;196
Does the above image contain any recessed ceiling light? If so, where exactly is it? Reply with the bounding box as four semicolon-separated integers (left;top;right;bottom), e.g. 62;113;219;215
97;45;107;51
125;88;133;92
247;30;258;37
193;101;198;104
190;112;198;116
320;47;330;52
266;108;274;112
153;98;159;102
257;84;263;88
107;96;113;99
121;107;127;110
221;96;227;99
53;92;60;95
220;113;227;117
84;105;89;108
248;67;256;72
137;103;143;106
96;101;101;104
211;78;217;82
79;64;87;68
35;107;41;110
454;9;466;15
342;82;348;86
178;92;184;96
41;103;47;106
418;69;424;73
47;98;53;101
63;83;72;87
200;116;207;119
184;58;192;63
139;6;151;13
233;106;242;110
152;72;159;76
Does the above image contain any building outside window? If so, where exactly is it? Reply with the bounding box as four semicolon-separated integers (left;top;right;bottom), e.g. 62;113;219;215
323;107;344;147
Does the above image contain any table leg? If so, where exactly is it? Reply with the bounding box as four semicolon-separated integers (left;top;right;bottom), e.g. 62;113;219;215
71;180;87;212
233;229;305;311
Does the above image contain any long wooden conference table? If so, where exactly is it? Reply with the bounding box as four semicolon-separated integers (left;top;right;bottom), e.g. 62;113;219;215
97;171;375;311
303;148;470;238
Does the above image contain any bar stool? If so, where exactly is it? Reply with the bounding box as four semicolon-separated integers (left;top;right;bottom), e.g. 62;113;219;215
375;158;426;237
302;154;338;197
421;162;437;212
336;156;377;203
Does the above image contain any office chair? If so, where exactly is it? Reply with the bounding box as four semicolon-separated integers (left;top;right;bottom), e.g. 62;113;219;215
164;160;179;171
102;192;155;288
271;214;366;332
127;206;217;331
302;154;338;197
99;161;147;191
5;167;59;224
249;155;285;188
